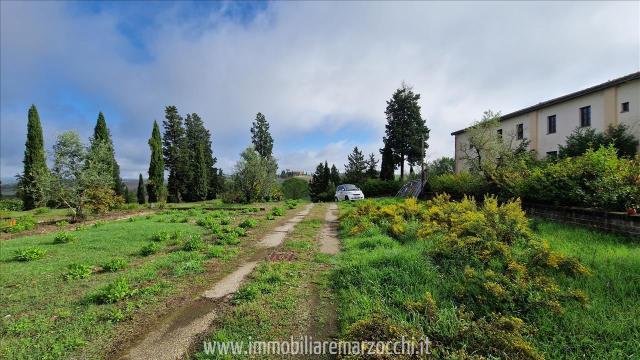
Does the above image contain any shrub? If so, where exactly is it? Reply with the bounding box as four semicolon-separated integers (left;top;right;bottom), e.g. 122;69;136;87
218;232;240;245
281;177;309;200
0;198;23;211
1;216;36;233
63;263;92;280
271;207;284;216
172;258;205;276
102;258;128;272
34;207;50;214
182;235;205;251
55;220;70;227
53;232;78;244
266;214;275;220
91;277;134;304
239;218;257;228
429;172;489;199
151;231;171;242
358;179;403;197
233;227;246;237
14;247;47;261
139;242;161;256
285;199;300;209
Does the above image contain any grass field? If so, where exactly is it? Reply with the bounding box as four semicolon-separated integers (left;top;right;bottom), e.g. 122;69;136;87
0;202;296;359
332;199;639;359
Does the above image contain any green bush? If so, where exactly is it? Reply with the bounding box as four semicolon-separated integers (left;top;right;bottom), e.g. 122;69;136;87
271;207;284;216
0;198;23;211
511;146;640;210
239;218;257;228
53;232;78;244
91;277;135;304
151;231;171;242
266;214;275;220
358;179;403;197
63;264;92;280
14;247;47;261
102;258;128;272
182;235;205;251
218;232;240;245
429;172;489;199
55;220;70;228
233;227;246;237
34;207;50;215
281;177;309;200
1;216;36;233
139;242;161;256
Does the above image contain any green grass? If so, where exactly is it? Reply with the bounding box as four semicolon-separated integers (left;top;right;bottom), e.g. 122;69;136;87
529;221;640;358
0;200;305;358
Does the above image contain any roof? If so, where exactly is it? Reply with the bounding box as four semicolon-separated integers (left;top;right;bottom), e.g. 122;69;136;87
451;71;640;136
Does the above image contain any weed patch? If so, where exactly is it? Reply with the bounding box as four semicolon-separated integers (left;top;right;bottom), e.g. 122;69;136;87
14;247;47;261
53;231;79;244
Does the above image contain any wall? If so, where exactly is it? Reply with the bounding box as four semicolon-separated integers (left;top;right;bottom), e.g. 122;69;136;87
618;80;640;148
523;203;640;238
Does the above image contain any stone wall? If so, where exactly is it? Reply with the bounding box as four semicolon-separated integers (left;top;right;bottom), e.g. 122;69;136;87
523;203;640;238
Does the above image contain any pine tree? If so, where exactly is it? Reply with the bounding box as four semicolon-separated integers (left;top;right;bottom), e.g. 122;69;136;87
162;106;187;202
137;173;147;204
250;112;274;158
330;164;341;185
344;146;367;184
366;153;379;178
384;84;430;180
19;105;48;210
379;141;395;181
147;121;165;203
309;162;332;202
90;112;123;195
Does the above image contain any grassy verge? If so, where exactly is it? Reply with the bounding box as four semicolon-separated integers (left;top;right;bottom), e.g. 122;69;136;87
193;203;335;359
331;198;638;359
0;201;299;359
529;221;640;358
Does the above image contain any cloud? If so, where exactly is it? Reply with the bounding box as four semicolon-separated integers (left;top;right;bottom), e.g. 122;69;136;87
1;1;638;180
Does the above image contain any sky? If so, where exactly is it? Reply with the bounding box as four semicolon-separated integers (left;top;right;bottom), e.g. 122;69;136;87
1;1;639;181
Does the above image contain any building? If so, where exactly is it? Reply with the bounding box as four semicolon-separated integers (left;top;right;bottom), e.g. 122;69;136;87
452;71;640;173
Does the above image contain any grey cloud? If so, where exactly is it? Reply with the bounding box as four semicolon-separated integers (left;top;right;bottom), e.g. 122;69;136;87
1;1;638;180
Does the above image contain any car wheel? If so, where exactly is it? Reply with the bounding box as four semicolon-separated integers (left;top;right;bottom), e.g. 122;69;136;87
344;195;349;201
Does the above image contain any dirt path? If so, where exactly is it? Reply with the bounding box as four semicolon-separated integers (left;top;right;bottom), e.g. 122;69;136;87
117;203;315;360
319;203;340;254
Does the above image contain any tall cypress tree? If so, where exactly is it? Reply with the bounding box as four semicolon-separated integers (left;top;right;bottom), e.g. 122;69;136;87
344;146;367;184
90;112;123;195
184;113;215;201
19;105;48;210
137;173;147;204
379;141;395;181
330;164;340;185
162;106;187;203
147;121;165;203
250;112;274;158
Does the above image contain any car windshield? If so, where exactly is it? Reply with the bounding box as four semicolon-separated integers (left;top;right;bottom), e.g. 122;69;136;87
343;185;359;191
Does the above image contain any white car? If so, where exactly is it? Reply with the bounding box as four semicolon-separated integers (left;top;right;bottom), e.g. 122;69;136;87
335;184;365;201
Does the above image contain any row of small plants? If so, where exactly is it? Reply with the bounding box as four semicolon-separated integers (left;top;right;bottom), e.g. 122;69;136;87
334;197;589;359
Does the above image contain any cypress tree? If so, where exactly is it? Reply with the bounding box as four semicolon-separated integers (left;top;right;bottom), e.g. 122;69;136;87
137;173;147;204
19;105;48;210
147;121;165;203
379;141;395;181
162;106;187;202
90;112;123;195
366;153;379;178
184;113;215;201
250;112;274;158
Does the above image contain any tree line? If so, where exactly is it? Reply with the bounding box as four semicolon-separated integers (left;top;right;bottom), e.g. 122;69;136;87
16;104;281;214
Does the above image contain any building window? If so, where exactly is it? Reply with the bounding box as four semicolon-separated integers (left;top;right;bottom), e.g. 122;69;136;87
580;106;591;127
547;115;556;134
497;129;503;139
516;123;524;140
546;151;558;159
621;102;629;113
